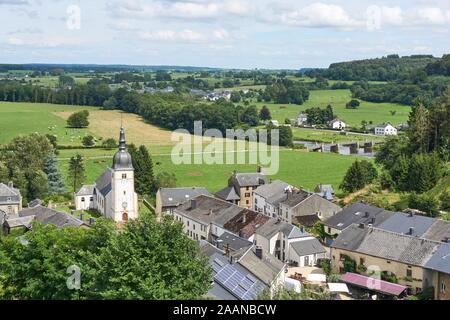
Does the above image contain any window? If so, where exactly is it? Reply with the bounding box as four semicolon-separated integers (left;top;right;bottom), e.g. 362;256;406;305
255;198;258;204
386;260;391;264
187;221;190;227
193;224;196;230
90;197;93;202
441;282;446;293
328;227;331;234
246;200;249;205
406;269;412;278
360;258;365;265
246;187;250;191
81;197;85;202
245;193;250;197
122;174;127;179
7;197;11;202
123;191;126;195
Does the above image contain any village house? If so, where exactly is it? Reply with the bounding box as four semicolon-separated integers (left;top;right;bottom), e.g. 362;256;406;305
296;112;308;127
200;241;286;300
314;184;335;201
216;169;268;208
253;180;341;225
375;123;398;136
328;119;347;130
330;223;450;298
172;194;263;242
253;218;326;267
2;205;89;236
155;187;210;215
0;182;22;215
74;126;139;224
323;201;394;237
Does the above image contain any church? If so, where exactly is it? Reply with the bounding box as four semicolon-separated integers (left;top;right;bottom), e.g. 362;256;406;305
74;126;138;223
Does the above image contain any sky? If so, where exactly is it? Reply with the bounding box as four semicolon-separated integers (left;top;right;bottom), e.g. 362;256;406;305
1;0;450;69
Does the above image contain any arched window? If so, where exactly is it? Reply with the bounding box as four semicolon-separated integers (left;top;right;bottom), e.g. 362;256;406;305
122;212;128;222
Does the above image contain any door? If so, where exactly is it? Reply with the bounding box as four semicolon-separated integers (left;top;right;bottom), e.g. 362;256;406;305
304;256;310;266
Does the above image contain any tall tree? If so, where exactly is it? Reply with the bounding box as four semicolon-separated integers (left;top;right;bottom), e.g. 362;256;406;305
340;160;377;193
408;101;429;153
88;213;211;299
43;153;66;195
68;154;86;193
259;106;272;121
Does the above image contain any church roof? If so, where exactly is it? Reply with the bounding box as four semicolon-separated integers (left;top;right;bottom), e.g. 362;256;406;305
95;169;112;197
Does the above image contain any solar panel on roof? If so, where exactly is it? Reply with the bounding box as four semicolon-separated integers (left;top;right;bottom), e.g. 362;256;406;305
214;258;225;267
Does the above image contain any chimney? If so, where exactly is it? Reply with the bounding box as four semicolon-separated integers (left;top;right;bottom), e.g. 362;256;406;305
371;217;376;224
409;227;415;236
364;212;369;218
190;199;197;209
255;246;263;260
7;181;13;189
242;212;247;224
358;223;365;229
225;243;230;257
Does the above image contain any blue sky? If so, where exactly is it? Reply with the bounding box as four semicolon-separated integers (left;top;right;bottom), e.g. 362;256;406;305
1;0;450;69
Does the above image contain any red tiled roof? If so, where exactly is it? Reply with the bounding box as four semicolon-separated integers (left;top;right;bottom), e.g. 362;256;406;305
340;272;407;296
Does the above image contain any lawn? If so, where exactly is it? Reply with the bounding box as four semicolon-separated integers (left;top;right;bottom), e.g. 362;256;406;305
0;102;96;146
57;146;363;194
254;89;410;127
292;128;385;143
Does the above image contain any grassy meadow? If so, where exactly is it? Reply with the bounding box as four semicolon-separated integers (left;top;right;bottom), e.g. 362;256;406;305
1;101;367;194
254;89;411;127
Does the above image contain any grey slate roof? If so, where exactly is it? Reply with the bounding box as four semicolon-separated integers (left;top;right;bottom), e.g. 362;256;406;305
291;238;326;257
238;247;285;286
11;205;87;229
76;185;95;196
159;187;211;207
324;202;393;231
174;195;244;226
332;224;439;267
0;183;21;204
4;215;34;228
253;180;290;200
255;218;309;240
95;169;112;197
280;190;311;208
215;186;240;201
376;212;436;237
232;172;268;187
422;220;450;242
217;231;253;252
424;243;450;274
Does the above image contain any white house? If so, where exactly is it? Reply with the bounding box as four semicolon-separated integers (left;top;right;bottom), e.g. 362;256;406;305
375;123;397;136
296;112;308;127
0;182;22;215
74;127;139;224
329;119;346;130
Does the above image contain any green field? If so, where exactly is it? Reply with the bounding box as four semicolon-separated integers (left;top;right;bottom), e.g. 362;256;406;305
0;102;97;145
292;128;385;143
56;146;363;193
254;89;410;127
1;101;366;194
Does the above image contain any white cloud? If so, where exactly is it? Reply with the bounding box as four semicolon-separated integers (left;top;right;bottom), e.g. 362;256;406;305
275;3;362;29
7;36;24;45
410;7;449;25
138;29;205;42
109;0;251;20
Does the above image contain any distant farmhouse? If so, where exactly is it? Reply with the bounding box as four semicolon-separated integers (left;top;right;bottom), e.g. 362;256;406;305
295;112;308;127
329;119;346;130
375;123;398;136
75;127;138;224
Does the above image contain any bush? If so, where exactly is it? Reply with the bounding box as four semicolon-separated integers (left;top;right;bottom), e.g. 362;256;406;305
82;135;95;147
67;110;89;128
101;138;117;149
439;191;450;211
408;193;440;217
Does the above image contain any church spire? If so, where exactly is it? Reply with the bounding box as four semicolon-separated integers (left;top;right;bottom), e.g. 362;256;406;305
119;126;126;151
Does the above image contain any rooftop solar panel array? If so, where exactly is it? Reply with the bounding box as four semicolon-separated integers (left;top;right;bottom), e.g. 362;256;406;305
211;254;265;300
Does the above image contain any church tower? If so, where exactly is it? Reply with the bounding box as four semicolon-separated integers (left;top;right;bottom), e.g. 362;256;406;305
111;126;138;223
